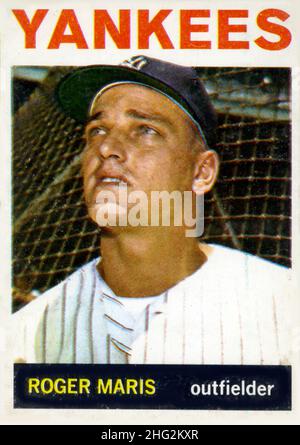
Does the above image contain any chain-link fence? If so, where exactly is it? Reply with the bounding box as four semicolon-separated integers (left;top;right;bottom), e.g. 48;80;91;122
12;66;291;311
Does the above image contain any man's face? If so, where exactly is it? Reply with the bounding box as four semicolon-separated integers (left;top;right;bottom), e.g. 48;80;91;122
82;83;202;226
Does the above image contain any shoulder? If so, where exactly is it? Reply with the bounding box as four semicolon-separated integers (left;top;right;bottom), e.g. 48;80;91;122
13;258;100;323
12;258;100;363
205;244;290;287
192;243;291;310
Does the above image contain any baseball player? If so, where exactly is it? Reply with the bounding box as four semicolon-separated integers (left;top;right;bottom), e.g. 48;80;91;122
13;56;291;365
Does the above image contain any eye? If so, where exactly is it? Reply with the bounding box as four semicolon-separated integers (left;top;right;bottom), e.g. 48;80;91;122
87;126;107;138
138;125;160;136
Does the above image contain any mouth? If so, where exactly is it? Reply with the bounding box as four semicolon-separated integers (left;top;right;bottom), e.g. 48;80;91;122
99;176;128;186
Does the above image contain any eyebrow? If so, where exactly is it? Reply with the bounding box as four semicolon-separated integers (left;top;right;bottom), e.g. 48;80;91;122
85;111;103;125
125;109;174;128
85;109;174;129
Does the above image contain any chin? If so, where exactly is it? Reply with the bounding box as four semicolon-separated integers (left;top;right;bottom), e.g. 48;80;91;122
88;202;128;228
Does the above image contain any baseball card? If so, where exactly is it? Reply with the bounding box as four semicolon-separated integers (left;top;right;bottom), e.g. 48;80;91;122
0;0;300;426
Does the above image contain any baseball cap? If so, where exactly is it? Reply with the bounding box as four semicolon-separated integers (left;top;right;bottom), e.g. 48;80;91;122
56;55;217;148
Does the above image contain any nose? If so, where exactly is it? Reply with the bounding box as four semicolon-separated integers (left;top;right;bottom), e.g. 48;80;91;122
97;130;126;161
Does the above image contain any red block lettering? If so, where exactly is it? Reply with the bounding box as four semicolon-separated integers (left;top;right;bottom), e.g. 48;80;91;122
180;10;211;49
138;10;174;49
255;9;291;51
218;10;249;49
48;9;88;49
12;9;48;49
94;10;130;49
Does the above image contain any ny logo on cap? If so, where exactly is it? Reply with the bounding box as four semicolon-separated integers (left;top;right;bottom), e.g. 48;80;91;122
120;55;148;71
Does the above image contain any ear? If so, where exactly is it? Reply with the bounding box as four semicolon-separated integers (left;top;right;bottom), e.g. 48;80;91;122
192;150;219;195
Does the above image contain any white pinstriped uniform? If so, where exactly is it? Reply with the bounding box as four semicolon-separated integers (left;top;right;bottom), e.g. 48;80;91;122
12;244;291;365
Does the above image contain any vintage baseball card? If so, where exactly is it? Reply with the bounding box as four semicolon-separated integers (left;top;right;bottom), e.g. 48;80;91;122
0;0;299;426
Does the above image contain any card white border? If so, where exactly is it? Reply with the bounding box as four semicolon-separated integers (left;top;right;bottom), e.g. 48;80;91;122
1;0;299;425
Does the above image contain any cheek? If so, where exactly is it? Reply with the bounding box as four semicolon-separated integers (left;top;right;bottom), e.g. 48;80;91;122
82;149;100;199
134;155;169;184
82;150;100;180
172;164;195;191
133;150;195;191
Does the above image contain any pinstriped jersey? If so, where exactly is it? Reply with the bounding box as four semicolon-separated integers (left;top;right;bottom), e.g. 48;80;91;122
12;244;291;365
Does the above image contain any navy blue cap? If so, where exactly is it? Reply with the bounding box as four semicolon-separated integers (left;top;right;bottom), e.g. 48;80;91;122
56;55;217;148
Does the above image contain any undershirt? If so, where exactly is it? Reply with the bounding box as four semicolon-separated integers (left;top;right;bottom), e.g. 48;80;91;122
115;294;161;321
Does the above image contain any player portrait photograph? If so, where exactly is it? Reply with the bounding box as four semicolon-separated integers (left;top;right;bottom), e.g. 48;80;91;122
12;56;292;366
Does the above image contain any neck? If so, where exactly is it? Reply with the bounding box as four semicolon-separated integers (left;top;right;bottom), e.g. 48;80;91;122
98;227;208;297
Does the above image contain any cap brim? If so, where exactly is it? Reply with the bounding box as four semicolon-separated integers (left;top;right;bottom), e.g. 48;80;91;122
56;65;198;123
